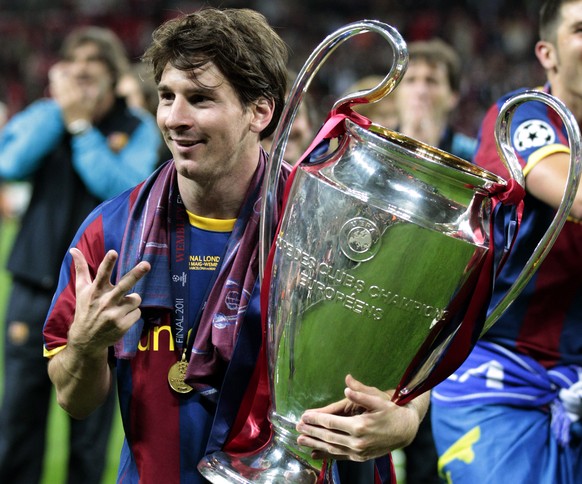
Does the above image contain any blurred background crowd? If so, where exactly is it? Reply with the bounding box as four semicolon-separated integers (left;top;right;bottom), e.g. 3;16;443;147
0;0;545;139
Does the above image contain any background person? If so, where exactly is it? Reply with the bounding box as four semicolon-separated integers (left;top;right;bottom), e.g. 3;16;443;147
0;26;161;484
347;74;400;130
262;70;320;164
432;1;582;482
0;101;10;221
393;38;477;161
117;62;172;166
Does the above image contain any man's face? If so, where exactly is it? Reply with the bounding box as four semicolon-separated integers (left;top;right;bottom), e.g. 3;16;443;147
156;62;264;183
65;42;113;94
551;1;582;99
395;59;457;122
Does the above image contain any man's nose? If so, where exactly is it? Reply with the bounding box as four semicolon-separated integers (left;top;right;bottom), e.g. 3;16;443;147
164;97;191;129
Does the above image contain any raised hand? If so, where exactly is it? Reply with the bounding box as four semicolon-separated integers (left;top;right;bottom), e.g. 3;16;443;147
49;61;104;125
296;374;427;462
67;247;151;356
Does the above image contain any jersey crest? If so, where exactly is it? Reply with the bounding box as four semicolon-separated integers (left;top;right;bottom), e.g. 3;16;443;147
513;119;555;151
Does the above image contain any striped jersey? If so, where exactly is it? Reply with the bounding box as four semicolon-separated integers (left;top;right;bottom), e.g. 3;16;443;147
42;186;257;483
474;84;582;368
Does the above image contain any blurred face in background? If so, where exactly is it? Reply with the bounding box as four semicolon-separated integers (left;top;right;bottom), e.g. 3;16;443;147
395;58;458;125
63;42;114;94
263;99;314;163
354;94;399;130
536;1;582;106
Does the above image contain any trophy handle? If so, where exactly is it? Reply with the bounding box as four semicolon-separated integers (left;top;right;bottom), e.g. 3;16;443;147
259;20;408;280
482;90;582;334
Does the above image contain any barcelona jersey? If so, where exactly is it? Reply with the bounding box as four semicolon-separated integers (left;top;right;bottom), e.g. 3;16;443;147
473;84;582;368
42;186;259;483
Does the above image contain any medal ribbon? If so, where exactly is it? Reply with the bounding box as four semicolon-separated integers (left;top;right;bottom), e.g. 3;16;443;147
169;191;228;386
169;194;191;354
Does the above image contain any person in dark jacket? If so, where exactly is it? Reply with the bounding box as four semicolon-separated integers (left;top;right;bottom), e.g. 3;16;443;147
0;26;161;484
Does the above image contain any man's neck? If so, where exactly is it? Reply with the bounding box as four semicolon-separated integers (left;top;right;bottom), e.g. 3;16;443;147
177;154;260;219
547;79;582;127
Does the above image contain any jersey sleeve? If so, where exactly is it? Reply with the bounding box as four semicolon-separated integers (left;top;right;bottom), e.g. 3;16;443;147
70;109;162;200
474;89;569;180
42;188;136;357
42;209;107;357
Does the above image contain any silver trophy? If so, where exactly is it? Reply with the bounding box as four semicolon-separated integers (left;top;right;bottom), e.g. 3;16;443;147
199;20;582;483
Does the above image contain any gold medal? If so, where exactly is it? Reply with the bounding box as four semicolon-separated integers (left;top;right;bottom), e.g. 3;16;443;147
168;352;193;394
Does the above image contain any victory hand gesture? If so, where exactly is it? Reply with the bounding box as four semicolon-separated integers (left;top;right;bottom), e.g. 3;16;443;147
67;248;151;356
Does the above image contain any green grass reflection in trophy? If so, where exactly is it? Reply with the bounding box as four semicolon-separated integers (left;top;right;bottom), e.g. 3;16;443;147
198;19;582;484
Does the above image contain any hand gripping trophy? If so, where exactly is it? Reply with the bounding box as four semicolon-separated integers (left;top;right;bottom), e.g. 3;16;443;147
199;20;582;483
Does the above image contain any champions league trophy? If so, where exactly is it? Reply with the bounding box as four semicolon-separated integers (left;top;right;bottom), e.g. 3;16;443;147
198;20;582;483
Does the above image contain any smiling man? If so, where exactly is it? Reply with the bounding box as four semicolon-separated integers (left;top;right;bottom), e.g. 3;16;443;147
42;8;429;483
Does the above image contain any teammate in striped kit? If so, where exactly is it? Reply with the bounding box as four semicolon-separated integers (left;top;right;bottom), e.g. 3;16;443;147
432;1;582;482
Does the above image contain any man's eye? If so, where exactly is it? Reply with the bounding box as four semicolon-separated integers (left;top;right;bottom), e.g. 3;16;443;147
190;94;211;104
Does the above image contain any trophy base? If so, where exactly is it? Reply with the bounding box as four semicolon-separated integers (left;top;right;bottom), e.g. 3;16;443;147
198;438;322;484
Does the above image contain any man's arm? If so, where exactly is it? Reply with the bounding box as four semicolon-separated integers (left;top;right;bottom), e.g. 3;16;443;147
296;375;429;462
525;151;582;219
48;248;150;419
48;338;113;419
0;100;65;179
69;114;162;200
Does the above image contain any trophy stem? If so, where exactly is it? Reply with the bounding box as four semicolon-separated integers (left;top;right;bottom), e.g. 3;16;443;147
198;426;324;483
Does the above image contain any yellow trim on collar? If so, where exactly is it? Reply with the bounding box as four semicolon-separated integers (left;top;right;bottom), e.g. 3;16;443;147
186;210;236;232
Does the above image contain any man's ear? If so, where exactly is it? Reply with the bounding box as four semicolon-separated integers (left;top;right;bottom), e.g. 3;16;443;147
535;40;558;71
249;97;275;134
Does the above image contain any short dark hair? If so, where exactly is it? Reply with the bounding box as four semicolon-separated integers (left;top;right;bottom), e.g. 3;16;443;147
407;39;462;93
143;8;289;139
539;0;578;43
60;26;130;86
539;0;576;42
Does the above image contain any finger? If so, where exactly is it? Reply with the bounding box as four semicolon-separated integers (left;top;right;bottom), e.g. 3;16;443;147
112;260;151;298
345;374;379;394
114;292;143;314
305;398;348;414
344;375;390;411
296;426;353;457
70;247;92;287
299;411;348;434
93;250;120;291
309;443;360;462
311;449;350;461
118;306;143;332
